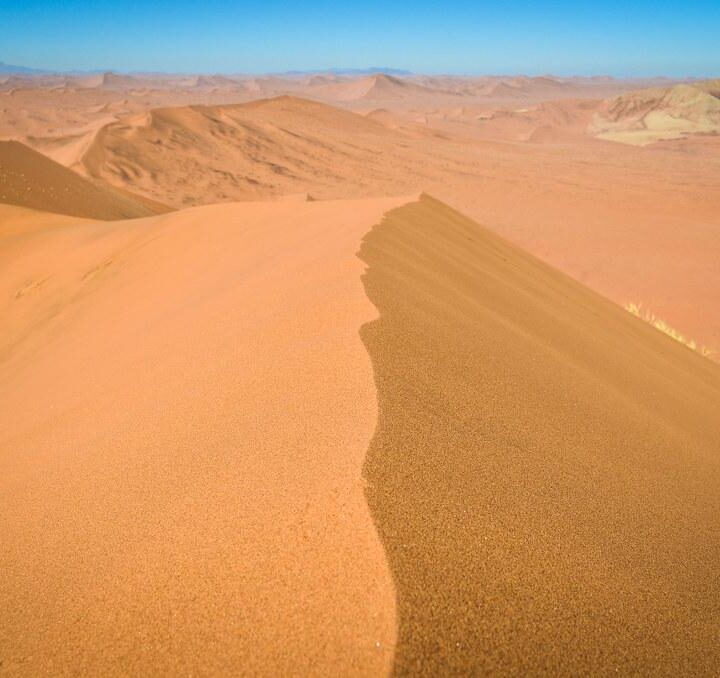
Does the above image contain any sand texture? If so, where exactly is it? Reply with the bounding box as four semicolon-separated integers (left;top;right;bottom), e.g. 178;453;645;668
0;197;412;676
2;70;720;675
359;195;720;675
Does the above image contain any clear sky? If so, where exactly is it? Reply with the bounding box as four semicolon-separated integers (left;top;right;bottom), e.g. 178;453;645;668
1;0;718;77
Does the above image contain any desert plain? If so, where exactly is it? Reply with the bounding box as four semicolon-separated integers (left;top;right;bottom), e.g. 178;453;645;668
1;70;720;676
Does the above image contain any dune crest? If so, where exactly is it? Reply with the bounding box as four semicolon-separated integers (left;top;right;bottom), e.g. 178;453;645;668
0;196;414;675
310;73;456;101
360;195;720;674
55;94;720;358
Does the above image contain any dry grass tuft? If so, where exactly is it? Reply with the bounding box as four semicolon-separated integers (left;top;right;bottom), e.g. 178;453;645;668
625;302;715;358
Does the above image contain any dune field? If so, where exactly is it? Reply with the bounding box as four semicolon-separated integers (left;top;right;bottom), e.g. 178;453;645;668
4;75;719;353
2;70;720;675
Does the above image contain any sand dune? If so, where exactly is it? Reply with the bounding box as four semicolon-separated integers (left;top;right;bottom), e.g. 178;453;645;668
0;74;66;92
360;195;720;674
69;95;720;356
79;96;400;206
444;99;599;142
0;78;261;164
591;82;720;145
404;74;613;101
98;72;137;89
309;73;455;101
25;125;110;167
0;73;651;148
0;195;411;676
0;203;95;240
3;62;720;678
0;140;164;219
2;194;719;675
0;75;675;178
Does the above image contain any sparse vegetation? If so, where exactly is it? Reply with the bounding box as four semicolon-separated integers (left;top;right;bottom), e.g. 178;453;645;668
625;302;715;358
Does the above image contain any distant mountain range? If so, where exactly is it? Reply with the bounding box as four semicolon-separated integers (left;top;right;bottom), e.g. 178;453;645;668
0;62;413;77
0;62;50;74
280;67;414;77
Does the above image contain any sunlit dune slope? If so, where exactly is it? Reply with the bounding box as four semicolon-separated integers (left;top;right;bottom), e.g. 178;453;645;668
0;203;95;240
360;195;720;675
0;196;412;676
0;140;163;219
80;96;402;207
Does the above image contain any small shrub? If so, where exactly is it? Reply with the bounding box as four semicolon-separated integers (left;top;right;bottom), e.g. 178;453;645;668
624;302;715;358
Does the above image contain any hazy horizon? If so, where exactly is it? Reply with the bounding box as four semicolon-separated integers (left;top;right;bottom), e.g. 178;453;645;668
1;62;717;81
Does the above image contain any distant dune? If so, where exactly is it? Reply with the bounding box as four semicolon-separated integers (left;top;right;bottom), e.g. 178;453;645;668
451;99;598;142
192;74;244;89
3;66;720;677
309;73;456;101
0;140;164;219
407;75;572;99
68;94;720;354
74;95;595;207
301;74;586;103
2;195;719;674
79;96;399;206
590;82;720;144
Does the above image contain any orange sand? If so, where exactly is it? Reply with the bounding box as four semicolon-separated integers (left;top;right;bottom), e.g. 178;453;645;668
2;72;720;674
0;197;410;675
57;95;720;354
0;140;162;219
360;196;720;674
3;77;718;350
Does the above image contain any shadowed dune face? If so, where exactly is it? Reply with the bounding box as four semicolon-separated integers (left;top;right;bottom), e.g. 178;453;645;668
359;195;720;675
0;197;412;676
0;140;162;219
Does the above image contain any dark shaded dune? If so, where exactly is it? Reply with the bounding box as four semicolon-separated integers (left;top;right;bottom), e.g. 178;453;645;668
359;195;720;675
0;140;166;220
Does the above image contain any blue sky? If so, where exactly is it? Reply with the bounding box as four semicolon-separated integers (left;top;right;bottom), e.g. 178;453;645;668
1;0;718;76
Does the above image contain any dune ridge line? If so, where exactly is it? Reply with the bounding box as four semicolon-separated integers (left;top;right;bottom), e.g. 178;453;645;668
358;194;720;675
0;196;424;676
